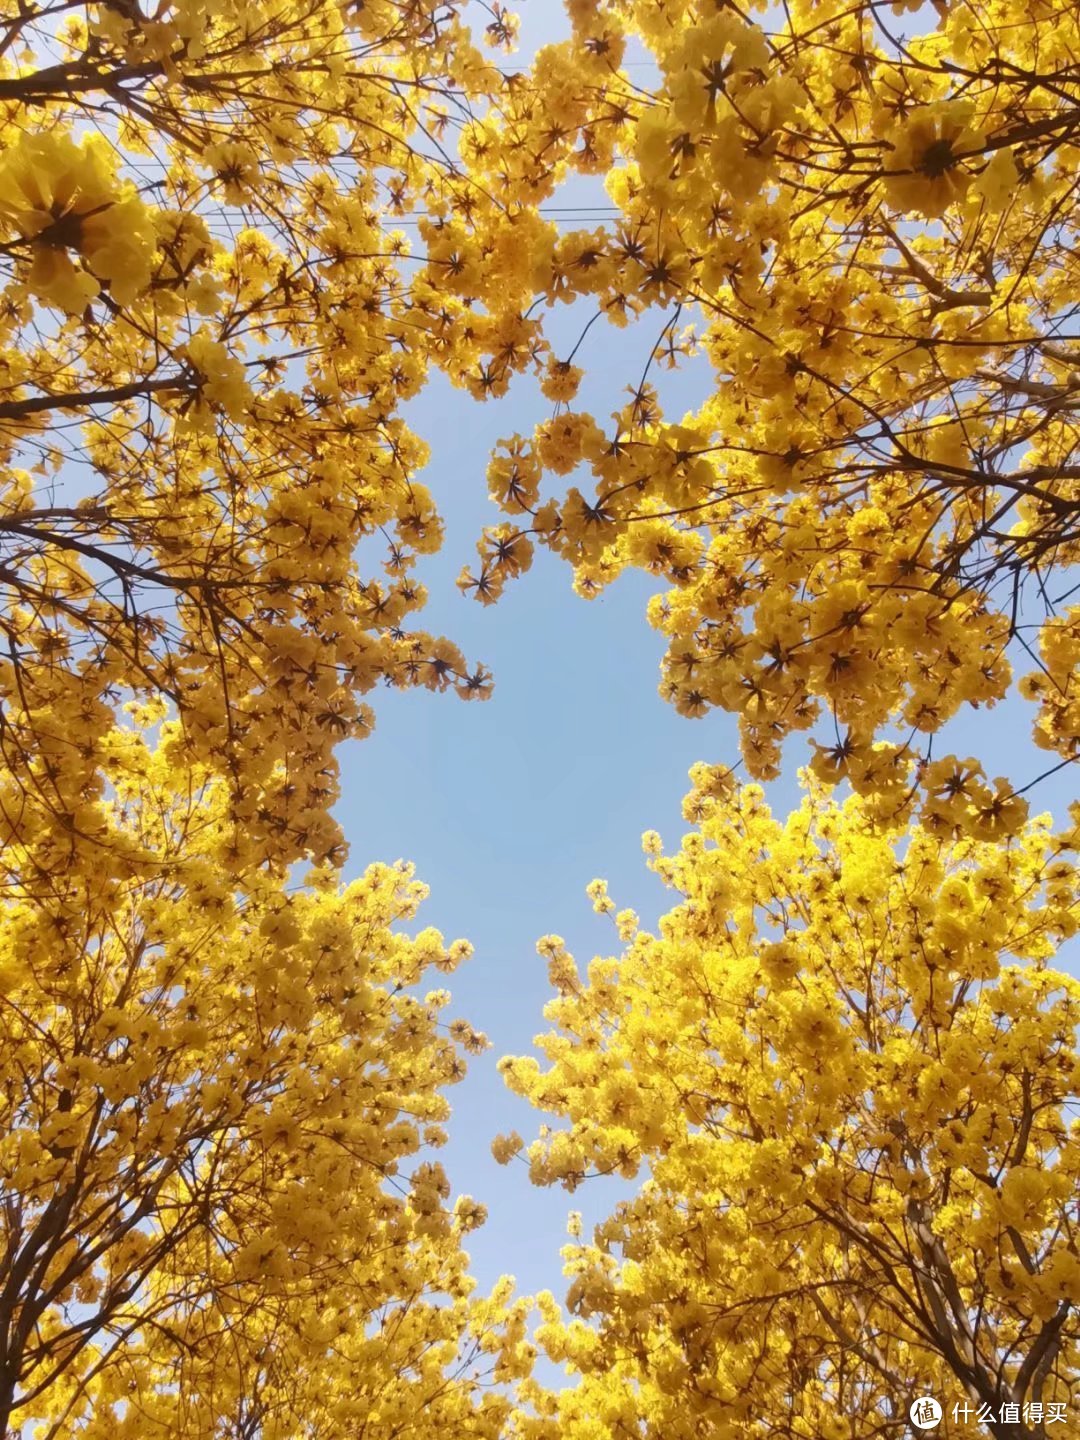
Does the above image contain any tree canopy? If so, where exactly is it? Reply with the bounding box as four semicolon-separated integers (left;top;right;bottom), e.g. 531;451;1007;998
497;766;1080;1440
1;0;1079;1437
0;0;545;885
0;0;539;1431
456;0;1080;837
0;743;538;1436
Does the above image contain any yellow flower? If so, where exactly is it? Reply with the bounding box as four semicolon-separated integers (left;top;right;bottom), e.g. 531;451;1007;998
0;131;155;311
491;1131;524;1164
540;356;585;403
202;140;262;205
970;146;1021;209
883;104;983;217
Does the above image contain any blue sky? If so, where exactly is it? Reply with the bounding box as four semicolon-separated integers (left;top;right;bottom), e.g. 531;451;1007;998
339;368;1072;1310
334;0;1077;1324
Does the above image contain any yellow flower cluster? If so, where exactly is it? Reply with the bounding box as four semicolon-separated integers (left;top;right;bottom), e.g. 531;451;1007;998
0;749;530;1438
0;0;553;884
3;1;1079;1437
0;2;553;1432
454;0;1080;829
499;769;1080;1438
0;132;157;312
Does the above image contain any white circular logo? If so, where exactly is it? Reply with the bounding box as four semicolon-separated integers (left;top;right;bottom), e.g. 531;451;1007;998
909;1397;942;1429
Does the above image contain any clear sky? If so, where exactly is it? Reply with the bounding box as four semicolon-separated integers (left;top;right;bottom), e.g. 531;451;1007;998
334;0;1078;1326
338;376;1072;1311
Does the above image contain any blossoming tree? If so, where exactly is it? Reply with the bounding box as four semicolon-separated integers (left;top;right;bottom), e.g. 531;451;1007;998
0;743;538;1438
0;2;542;1434
0;0;553;882
459;0;1080;837
497;766;1079;1440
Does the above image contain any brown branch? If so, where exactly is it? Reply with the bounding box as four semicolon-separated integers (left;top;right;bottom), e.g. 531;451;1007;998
0;377;189;422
